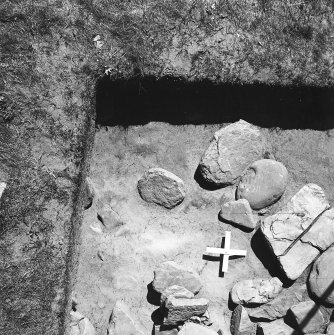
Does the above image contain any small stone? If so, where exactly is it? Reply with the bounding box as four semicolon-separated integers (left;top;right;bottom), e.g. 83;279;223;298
97;207;124;231
309;245;334;306
83;177;95;209
70;311;95;335
160;285;194;305
236;159;288;210
154;325;178;335
0;182;6;199
257;319;295;335
178;322;219;335
198;120;271;186
261;184;331;281
152;261;202;295
163;297;209;325
108;300;146;335
230;305;256;335
230;278;283;306
289;301;326;334
219;199;256;230
137;168;185;208
326;322;334;334
247;284;307;321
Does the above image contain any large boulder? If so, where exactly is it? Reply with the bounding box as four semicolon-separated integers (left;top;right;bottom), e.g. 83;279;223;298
247;284;307;321
261;184;332;280
257;319;295;335
236;159;288;210
219;199;256;231
152;261;202;294
230;305;256;335
309;245;334;306
107;301;146;335
230;278;283;306
198;120;270;187
137;168;186;208
178;323;218;335
289;301;326;334
163;296;209;325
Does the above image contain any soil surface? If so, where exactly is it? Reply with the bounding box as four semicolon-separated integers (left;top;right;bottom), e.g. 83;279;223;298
74;122;334;335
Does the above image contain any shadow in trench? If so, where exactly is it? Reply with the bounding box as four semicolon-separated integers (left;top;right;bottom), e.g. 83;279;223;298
96;76;334;130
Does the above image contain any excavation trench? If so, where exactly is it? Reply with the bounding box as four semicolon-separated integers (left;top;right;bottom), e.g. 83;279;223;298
72;77;334;335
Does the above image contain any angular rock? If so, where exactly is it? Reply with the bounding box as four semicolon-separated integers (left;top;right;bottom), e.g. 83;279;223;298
83;177;95;209
219;199;256;230
261;184;332;280
163;296;209;325
289;301;326;334
70;311;95;335
154;325;178;335
108;300;146;335
257;319;295;335
178;322;218;335
231;305;256;335
230;277;283;306
309;245;334;306
247;284;307;321
137;168;186;208
153;261;202;294
326;322;334;334
236;159;288;210
97;207;124;231
160;285;194;305
198;120;270;187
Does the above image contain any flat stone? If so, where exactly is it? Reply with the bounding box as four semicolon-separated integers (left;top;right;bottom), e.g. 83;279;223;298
289;301;326;334
309;245;334;306
198;120;270;187
230;277;283;306
160;285;194;305
178;323;218;335
247;284;307;321
154;325;178;335
257;319;296;335
163;297;209;325
137;168;185;208
261;184;332;280
230;305;256;335
153;261;202;294
108;300;146;335
83;177;95;209
219;199;256;230
236;159;288;209
97;207;124;231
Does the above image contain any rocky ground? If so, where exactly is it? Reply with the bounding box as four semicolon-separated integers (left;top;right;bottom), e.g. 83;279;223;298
73;121;334;335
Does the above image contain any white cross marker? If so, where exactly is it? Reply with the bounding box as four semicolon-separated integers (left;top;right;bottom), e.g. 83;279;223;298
206;231;247;273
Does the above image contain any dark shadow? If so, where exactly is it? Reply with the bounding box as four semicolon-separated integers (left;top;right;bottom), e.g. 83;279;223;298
218;215;254;233
147;282;161;306
96;76;334;130
250;229;294;287
194;166;225;191
151;307;164;325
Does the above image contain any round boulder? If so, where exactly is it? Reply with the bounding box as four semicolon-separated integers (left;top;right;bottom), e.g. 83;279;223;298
309;246;334;306
236;159;288;210
137;168;185;209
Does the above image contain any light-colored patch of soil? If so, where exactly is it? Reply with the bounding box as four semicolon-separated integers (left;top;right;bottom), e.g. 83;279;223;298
73;122;334;335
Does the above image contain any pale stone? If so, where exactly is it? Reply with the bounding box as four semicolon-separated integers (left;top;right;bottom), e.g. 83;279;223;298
289;301;326;334
70;311;95;335
178;322;219;335
230;278;283;306
97;207;124;230
153;261;202;294
236;159;288;209
247;284;307;321
219;199;256;230
257;319;295;335
230;305;256;335
326;322;334;334
137;168;185;208
309;245;334;306
198;120;270;186
154;325;178;335
163;296;209;325
160;285;194;305
107;300;146;335
261;184;331;280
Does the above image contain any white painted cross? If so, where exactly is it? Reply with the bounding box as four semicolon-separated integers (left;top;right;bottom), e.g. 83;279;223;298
206;231;247;273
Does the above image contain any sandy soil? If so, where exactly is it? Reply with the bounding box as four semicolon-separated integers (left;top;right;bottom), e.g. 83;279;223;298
73;122;334;335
